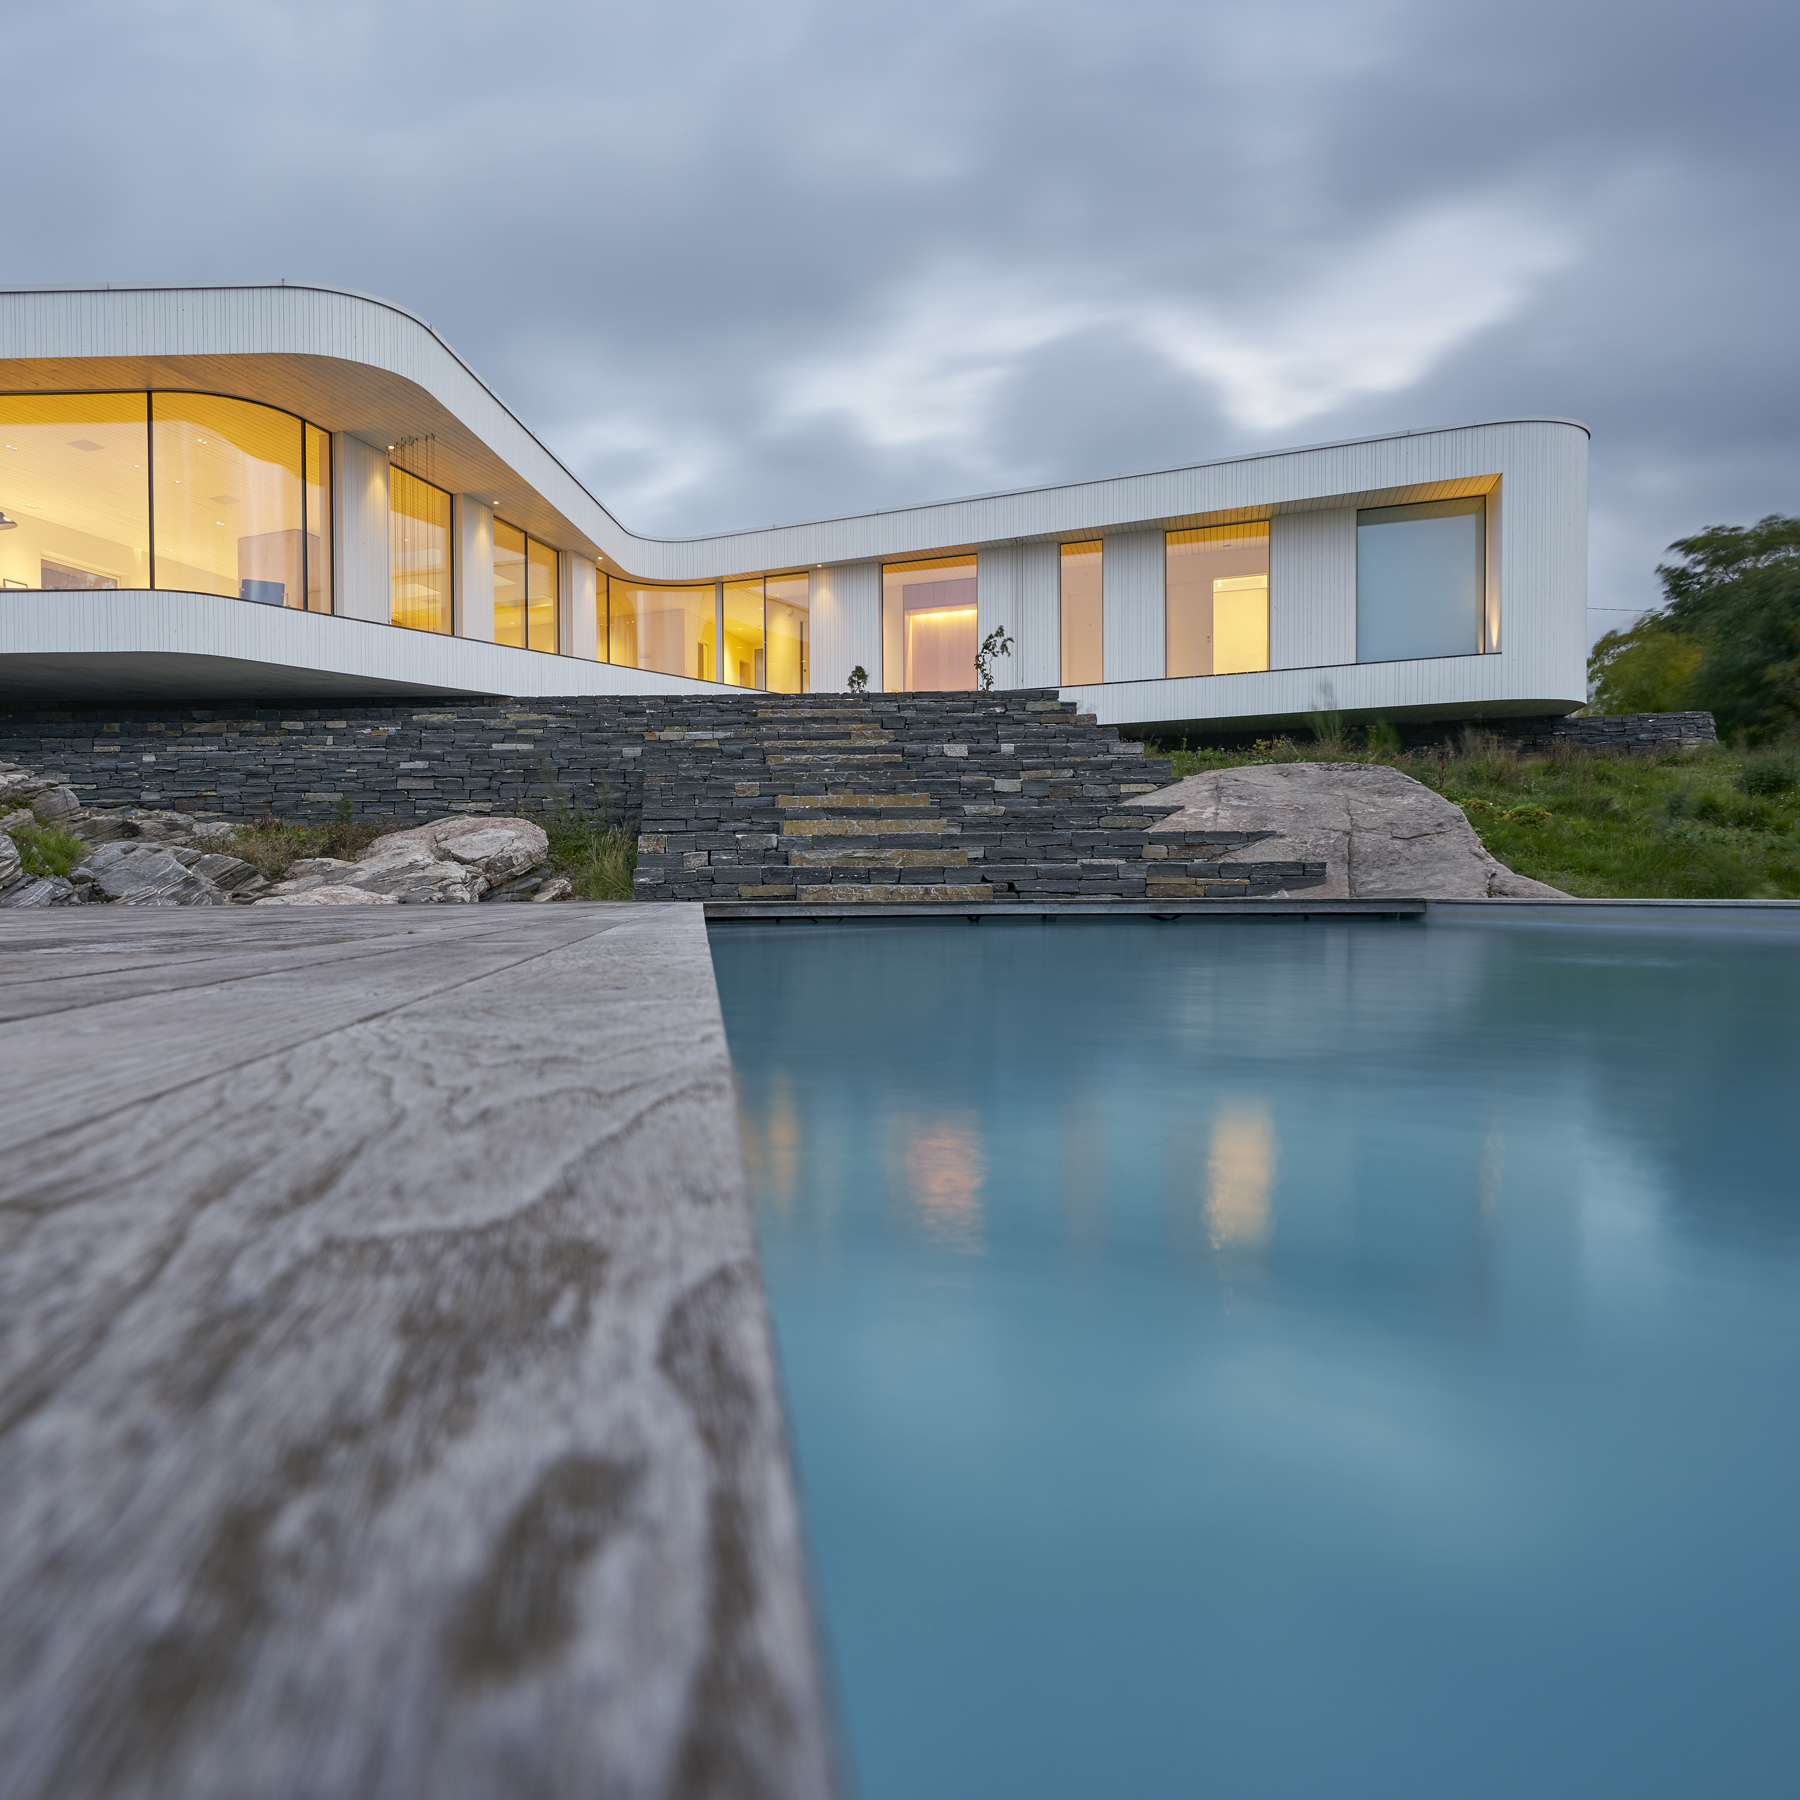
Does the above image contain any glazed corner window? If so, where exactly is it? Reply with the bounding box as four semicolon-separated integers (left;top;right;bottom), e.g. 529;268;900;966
1166;524;1269;678
1060;541;1102;684
0;392;331;609
882;555;977;692
492;523;558;652
390;468;451;634
765;575;809;693
1356;497;1487;663
153;394;315;610
605;577;714;677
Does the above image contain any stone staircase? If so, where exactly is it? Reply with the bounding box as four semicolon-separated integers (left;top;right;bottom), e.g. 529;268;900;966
631;690;1326;905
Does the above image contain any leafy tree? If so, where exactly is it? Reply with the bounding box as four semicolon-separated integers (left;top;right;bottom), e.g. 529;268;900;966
1588;620;1703;714
1588;514;1800;738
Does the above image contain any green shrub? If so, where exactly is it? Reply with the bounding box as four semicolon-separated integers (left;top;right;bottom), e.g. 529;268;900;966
542;809;637;900
6;822;89;879
1737;754;1798;796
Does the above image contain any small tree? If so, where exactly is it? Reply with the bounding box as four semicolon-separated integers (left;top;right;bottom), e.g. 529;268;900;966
846;665;868;694
973;625;1014;692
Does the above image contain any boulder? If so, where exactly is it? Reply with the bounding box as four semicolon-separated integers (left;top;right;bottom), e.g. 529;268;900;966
342;846;488;904
252;886;400;907
0;874;82;908
192;852;266;896
0;832;22;891
28;786;83;826
77;841;228;907
364;816;549;881
1135;762;1567;899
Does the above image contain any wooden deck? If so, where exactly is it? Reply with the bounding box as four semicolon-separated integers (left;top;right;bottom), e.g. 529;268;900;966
0;904;838;1800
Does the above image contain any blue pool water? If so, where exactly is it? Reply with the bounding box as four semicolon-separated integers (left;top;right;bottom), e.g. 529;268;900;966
710;918;1800;1800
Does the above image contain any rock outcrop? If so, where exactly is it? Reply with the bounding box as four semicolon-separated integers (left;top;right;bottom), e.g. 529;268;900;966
1134;762;1567;898
0;755;573;910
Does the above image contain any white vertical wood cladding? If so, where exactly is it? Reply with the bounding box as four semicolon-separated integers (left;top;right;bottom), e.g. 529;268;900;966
975;546;1019;687
335;435;390;624
809;562;880;693
1102;531;1165;683
1013;541;1061;688
454;496;495;643
568;554;597;661
1269;510;1355;669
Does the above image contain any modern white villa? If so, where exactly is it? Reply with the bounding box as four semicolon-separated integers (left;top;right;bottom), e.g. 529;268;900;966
0;284;1587;734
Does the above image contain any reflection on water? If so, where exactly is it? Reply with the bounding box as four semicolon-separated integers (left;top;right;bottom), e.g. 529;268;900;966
1205;1106;1275;1249
896;1111;985;1254
712;918;1800;1800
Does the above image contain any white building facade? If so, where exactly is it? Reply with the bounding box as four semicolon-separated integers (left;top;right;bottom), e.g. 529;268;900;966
0;284;1587;733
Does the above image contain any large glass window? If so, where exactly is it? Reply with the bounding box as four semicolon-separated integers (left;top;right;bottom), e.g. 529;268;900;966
722;579;764;687
607;578;715;677
527;536;558;653
153;394;309;608
494;520;527;646
766;574;809;693
390;468;451;634
0;393;150;593
1166;523;1269;677
304;424;332;613
1356;497;1486;663
1060;541;1103;684
882;555;977;692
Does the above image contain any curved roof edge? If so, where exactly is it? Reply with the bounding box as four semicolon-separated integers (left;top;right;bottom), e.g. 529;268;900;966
0;283;1589;559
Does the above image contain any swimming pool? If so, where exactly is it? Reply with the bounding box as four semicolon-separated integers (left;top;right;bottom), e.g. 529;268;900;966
711;917;1800;1800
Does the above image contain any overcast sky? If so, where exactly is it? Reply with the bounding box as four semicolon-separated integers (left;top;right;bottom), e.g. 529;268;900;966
11;0;1797;636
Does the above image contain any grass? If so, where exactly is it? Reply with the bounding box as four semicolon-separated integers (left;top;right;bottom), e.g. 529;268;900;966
5;822;90;879
1148;730;1800;899
219;813;404;881
543;809;637;900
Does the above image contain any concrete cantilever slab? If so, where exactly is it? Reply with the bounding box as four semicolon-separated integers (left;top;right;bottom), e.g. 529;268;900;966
0;903;841;1800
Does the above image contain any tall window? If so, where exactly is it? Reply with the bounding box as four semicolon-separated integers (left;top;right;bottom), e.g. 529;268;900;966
0;393;150;593
882;555;977;692
1166;524;1269;677
722;580;764;687
494;522;559;651
527;536;558;652
154;394;310;610
606;578;714;676
1356;497;1487;662
390;468;451;634
766;574;809;693
1060;541;1102;684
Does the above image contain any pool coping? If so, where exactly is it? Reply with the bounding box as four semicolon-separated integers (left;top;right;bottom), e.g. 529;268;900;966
0;903;842;1799
705;897;1427;920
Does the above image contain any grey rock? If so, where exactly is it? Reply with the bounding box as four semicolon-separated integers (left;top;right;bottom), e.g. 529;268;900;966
342;845;488;905
530;876;574;902
78;841;228;907
365;816;549;880
0;833;24;890
1136;762;1568;899
286;856;358;880
29;786;81;826
0;874;82;908
252;884;401;906
192;852;265;894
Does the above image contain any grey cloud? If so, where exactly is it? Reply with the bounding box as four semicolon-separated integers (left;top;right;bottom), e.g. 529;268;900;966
8;0;1797;637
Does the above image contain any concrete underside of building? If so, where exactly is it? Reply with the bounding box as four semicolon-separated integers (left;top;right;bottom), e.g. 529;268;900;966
1;284;1589;734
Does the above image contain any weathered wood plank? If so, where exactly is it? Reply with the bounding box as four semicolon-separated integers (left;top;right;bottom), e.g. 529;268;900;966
0;905;839;1800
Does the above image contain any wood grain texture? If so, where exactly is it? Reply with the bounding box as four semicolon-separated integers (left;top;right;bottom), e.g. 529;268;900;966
0;905;839;1800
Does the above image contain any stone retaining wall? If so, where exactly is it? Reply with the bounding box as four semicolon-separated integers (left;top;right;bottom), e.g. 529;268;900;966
1399;711;1719;754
